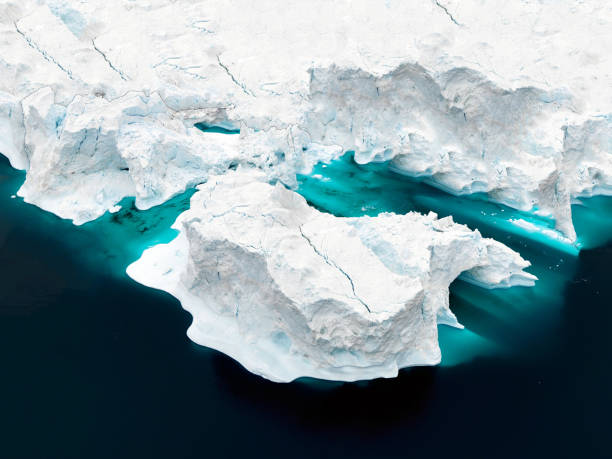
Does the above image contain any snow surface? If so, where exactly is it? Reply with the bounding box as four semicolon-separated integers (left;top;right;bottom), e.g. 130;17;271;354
127;171;535;382
0;0;609;380
0;0;610;237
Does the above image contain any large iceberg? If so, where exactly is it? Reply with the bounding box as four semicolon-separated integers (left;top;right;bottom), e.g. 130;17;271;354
127;171;535;382
0;0;610;380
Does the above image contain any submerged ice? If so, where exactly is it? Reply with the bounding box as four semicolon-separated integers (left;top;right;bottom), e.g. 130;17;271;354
0;0;610;381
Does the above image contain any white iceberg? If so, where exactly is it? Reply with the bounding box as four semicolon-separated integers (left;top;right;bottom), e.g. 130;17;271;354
1;0;610;381
127;171;536;382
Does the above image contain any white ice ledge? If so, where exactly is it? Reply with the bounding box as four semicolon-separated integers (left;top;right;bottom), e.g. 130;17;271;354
0;1;610;241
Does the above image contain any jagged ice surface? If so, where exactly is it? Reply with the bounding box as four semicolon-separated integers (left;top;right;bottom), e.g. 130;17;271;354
127;172;535;382
0;0;609;381
0;0;610;239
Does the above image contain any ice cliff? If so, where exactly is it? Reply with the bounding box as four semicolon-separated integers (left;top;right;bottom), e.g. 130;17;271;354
127;172;535;382
0;0;609;380
1;0;610;238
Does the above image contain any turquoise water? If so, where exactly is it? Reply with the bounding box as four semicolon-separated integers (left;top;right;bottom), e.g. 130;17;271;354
298;153;608;253
573;194;612;249
0;167;194;279
80;191;195;272
194;123;240;135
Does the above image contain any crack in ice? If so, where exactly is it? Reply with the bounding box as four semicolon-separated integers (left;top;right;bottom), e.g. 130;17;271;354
153;57;207;81
434;1;462;26
92;40;130;81
14;22;74;80
216;55;254;97
298;225;372;313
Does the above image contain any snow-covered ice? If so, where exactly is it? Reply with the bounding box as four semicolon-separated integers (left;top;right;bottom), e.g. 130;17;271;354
0;0;610;238
0;0;609;381
127;171;535;382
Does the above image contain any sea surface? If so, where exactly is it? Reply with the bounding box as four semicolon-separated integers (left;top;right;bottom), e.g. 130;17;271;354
1;154;611;458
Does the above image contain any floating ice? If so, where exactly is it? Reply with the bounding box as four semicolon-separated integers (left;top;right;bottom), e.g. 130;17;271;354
127;171;535;381
1;0;610;381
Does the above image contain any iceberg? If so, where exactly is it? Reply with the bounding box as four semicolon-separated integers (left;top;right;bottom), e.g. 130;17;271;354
0;0;609;381
127;171;535;382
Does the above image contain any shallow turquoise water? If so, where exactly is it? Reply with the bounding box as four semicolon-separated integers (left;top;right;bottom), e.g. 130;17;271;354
194;122;240;135
80;191;195;271
0;166;194;280
573;194;612;249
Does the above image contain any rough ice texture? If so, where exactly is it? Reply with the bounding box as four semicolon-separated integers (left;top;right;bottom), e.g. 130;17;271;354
127;171;536;382
0;0;607;380
0;0;610;238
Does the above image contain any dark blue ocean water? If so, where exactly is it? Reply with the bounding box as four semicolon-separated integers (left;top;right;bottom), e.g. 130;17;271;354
1;154;611;458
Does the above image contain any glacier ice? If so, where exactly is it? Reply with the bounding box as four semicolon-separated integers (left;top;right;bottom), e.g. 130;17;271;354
305;65;612;242
0;0;610;239
127;171;535;382
0;0;610;380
